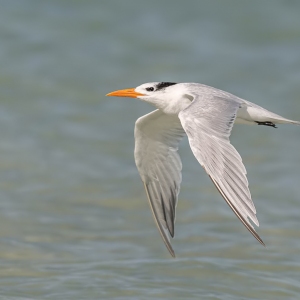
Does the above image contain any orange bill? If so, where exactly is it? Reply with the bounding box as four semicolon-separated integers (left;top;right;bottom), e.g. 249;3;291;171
106;88;145;98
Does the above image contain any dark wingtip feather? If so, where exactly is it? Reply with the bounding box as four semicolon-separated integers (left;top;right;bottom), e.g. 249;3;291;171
143;182;176;257
208;175;265;247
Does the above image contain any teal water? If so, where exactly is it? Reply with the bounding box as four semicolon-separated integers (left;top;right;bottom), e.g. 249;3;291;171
1;1;300;299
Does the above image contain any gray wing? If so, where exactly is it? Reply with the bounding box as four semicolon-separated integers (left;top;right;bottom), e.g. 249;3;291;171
179;94;265;246
134;109;186;257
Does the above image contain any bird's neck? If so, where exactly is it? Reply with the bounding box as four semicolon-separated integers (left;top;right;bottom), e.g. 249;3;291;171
151;95;192;115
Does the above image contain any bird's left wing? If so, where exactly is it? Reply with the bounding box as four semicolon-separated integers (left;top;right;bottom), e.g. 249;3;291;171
134;109;186;257
178;94;265;246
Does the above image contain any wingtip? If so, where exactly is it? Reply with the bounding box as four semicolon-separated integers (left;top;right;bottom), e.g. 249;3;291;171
143;182;177;258
170;250;176;258
254;231;266;247
163;235;176;258
208;175;267;248
163;236;176;258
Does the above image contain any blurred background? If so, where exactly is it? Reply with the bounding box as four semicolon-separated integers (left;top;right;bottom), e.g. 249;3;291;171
0;1;300;299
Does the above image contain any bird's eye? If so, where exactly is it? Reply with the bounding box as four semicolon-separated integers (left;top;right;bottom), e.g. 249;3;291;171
146;87;154;92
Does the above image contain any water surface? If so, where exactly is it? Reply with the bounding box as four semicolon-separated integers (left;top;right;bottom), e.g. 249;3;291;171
0;1;300;299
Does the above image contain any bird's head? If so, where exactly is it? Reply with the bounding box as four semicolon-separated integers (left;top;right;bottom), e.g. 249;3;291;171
106;82;178;101
106;82;194;114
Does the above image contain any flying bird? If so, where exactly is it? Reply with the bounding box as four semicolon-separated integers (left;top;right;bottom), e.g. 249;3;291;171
106;82;299;257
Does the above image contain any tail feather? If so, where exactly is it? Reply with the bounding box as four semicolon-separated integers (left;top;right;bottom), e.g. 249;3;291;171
269;117;300;125
236;102;300;126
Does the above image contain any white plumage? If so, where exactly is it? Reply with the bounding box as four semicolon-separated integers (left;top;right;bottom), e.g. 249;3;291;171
107;82;299;257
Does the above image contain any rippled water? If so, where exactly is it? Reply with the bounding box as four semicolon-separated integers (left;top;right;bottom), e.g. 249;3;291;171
1;1;300;299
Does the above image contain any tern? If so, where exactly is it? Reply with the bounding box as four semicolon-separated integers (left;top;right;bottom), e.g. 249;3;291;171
106;82;299;257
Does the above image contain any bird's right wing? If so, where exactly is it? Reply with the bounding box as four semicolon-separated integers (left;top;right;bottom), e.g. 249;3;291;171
134;109;186;257
178;94;265;246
